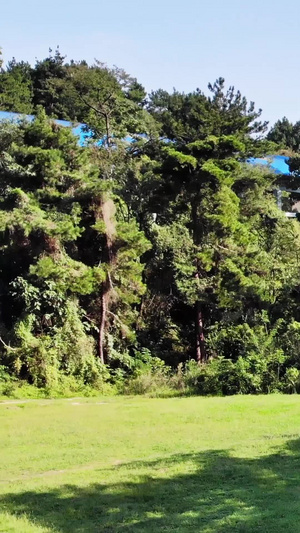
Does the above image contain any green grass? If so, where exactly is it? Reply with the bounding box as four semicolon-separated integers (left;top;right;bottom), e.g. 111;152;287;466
1;395;300;532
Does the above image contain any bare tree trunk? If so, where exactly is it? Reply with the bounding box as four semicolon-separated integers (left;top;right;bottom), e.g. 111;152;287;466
97;199;116;364
98;287;107;365
196;301;206;364
191;199;207;364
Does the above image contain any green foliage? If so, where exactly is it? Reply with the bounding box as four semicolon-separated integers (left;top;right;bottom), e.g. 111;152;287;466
267;116;300;152
0;57;33;114
2;48;300;395
142;80;300;368
124;368;172;396
0;110;150;386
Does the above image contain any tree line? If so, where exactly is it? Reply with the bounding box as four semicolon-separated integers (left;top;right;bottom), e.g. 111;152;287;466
1;47;300;395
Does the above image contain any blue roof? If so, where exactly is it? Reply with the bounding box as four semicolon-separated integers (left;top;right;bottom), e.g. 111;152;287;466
0;112;293;175
0;110;88;146
248;155;290;175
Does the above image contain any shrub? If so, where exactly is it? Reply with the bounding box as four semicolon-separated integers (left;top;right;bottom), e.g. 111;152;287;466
124;369;171;396
181;354;284;396
0;365;18;396
284;367;300;394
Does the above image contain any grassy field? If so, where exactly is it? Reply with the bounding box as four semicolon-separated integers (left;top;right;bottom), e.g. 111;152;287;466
1;395;300;532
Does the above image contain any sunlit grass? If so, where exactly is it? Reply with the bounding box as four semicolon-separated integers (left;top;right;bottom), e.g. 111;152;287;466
1;395;300;531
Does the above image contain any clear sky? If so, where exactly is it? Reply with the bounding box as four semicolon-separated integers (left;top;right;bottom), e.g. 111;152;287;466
1;0;299;127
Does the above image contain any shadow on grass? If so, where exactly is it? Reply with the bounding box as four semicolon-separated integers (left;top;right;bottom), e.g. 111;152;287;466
2;438;300;532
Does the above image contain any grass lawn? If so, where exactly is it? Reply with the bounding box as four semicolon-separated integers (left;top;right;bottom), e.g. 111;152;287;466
1;395;300;532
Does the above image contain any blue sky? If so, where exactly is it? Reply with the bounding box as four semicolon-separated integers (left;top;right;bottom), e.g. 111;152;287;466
1;0;299;126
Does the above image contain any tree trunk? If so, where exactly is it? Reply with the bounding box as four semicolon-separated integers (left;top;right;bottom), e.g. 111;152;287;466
98;287;107;365
196;301;206;364
191;199;207;363
105;113;111;149
96;198;116;364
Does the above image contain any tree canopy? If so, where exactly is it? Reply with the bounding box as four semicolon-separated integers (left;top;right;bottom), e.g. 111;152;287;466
1;48;300;395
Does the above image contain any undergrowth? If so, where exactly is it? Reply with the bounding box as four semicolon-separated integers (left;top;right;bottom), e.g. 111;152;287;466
2;353;300;399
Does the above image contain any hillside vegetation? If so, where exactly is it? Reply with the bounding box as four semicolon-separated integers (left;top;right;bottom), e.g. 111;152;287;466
1;48;300;395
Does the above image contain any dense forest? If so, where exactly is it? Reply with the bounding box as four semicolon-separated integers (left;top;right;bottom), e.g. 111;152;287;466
1;47;300;396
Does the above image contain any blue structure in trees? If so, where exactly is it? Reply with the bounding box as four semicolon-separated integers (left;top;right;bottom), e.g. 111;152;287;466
0;110;89;145
248;155;290;175
1;110;298;216
0;110;292;171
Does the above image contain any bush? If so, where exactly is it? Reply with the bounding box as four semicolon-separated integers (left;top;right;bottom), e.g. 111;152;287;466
0;365;18;396
181;354;284;396
284;367;300;394
124;369;172;396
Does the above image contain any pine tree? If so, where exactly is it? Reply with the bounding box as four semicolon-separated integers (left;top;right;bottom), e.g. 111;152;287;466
0;111;150;383
141;80;300;363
